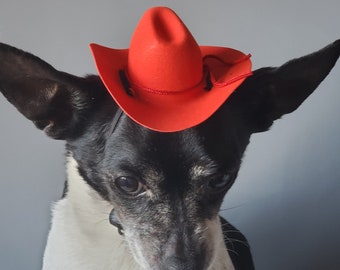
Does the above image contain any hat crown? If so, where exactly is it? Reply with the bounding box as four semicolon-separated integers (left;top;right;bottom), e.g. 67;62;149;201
128;7;203;92
90;7;252;132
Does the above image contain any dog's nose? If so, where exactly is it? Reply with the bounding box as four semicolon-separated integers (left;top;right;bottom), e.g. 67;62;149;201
161;232;206;270
164;256;193;270
162;255;205;270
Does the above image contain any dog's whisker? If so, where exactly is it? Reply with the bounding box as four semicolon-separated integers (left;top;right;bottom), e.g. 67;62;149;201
219;203;247;212
226;247;240;257
94;217;110;226
224;236;249;247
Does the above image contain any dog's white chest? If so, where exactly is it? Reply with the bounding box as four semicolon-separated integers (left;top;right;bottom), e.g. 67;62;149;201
43;199;138;270
42;156;139;270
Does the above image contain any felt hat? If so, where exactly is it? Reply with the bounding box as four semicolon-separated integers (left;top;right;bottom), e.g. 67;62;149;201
90;6;252;132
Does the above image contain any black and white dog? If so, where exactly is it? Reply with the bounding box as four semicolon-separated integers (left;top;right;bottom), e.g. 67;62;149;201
0;34;339;270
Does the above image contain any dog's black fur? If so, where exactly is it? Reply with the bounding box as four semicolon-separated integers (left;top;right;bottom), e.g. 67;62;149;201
0;40;339;269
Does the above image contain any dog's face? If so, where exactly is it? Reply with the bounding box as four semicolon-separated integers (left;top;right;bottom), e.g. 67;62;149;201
0;40;339;269
69;102;250;268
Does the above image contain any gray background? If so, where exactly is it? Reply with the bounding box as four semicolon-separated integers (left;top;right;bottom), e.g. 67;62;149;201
0;1;339;269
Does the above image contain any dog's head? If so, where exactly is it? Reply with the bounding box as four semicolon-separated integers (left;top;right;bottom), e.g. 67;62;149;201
0;40;339;269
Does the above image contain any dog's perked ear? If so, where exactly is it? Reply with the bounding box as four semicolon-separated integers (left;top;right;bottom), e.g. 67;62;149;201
0;43;109;140
229;39;340;133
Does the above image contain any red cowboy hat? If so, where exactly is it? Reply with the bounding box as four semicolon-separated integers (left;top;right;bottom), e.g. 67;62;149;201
90;6;252;132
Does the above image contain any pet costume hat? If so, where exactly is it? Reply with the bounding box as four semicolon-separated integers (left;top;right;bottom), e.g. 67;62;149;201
90;6;252;132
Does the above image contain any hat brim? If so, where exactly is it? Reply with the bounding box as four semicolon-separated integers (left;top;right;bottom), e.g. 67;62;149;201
90;43;252;132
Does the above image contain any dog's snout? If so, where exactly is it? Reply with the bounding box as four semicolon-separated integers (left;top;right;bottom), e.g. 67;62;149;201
160;232;206;270
164;231;185;258
164;256;193;270
162;254;205;270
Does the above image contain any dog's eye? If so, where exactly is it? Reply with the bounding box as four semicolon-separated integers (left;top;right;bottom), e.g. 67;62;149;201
114;176;145;195
208;175;232;192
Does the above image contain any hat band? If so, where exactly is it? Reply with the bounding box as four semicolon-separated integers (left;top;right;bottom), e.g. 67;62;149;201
118;54;252;96
119;68;205;96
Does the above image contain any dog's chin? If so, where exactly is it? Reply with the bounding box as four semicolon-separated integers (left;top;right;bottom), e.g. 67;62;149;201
120;216;226;270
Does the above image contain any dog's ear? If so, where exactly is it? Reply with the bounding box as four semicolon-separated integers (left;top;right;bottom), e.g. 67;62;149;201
0;43;110;139
229;40;340;133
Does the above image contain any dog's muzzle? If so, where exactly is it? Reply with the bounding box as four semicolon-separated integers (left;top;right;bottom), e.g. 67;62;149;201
158;228;207;270
109;210;211;270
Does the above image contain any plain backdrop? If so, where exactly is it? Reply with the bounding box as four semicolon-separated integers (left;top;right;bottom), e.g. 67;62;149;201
0;1;339;269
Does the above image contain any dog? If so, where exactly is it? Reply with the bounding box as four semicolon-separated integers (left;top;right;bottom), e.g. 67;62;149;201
0;6;339;270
